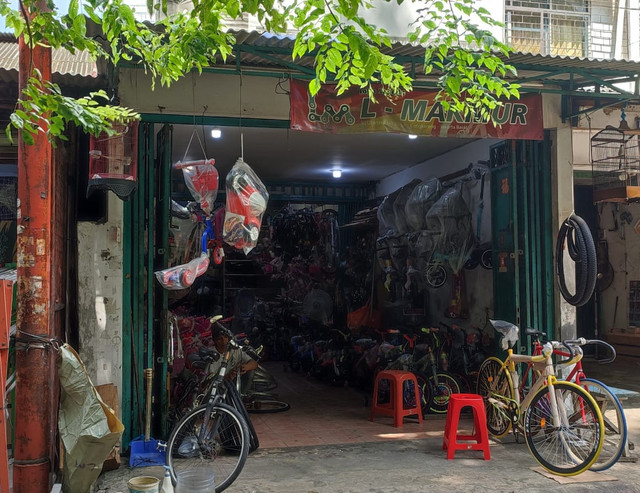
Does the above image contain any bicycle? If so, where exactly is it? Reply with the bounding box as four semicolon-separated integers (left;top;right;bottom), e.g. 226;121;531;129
476;319;604;476
165;316;250;492
552;337;628;471
413;327;461;414
515;326;628;471
234;341;291;414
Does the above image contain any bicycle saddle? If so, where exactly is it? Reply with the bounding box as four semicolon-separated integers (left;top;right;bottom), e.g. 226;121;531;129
524;327;545;339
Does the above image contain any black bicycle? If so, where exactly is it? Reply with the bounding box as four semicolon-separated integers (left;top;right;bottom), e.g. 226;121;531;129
166;316;250;492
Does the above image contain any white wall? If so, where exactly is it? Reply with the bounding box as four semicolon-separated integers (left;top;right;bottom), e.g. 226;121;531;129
119;70;290;120
597;202;640;331
77;195;124;411
366;0;505;42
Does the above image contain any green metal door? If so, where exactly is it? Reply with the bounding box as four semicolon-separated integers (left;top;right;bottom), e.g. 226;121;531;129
490;136;554;351
123;122;172;447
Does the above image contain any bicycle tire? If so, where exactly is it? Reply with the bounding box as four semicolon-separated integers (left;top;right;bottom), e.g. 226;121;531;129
166;402;250;492
425;263;447;289
246;399;291;414
476;357;514;438
428;371;460;414
525;381;604;476
579;378;628;471
415;373;433;417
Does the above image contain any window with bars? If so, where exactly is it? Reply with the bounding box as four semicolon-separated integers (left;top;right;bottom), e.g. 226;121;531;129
505;0;589;57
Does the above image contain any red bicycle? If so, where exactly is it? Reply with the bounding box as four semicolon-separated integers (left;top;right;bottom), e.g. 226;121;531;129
520;327;627;471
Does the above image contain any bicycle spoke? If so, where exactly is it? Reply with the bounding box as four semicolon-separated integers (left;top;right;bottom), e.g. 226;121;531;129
525;382;603;476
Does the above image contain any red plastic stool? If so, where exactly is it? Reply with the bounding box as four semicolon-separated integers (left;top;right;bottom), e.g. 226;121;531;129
442;393;490;460
369;370;423;428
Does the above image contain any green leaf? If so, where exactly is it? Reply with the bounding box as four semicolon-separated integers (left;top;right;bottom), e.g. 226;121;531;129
309;78;320;95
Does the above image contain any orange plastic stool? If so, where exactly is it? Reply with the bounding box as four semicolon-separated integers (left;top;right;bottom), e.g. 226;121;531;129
369;370;423;428
442;393;490;460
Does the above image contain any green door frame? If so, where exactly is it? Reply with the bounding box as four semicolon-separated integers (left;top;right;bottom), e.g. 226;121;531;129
491;134;554;354
122;114;371;447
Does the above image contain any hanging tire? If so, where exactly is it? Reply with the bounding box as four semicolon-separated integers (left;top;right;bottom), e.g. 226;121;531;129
480;248;492;269
556;214;597;307
425;262;447;288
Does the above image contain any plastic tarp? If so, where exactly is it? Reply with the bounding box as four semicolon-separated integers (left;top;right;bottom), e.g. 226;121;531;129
405;177;442;232
392;179;421;235
425;186;475;274
223;158;269;254
377;194;397;236
58;344;124;493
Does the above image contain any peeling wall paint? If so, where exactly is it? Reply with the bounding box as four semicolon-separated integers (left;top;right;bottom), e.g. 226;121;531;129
597;202;640;331
77;195;124;414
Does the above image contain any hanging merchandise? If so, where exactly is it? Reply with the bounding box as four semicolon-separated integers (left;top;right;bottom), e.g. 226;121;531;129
404;177;442;232
556;213;597;307
176;158;218;216
223;158;269;254
87;121;139;200
392;179;421;235
377;193;397;236
156;128;223;290
425;185;476;274
155;253;210;290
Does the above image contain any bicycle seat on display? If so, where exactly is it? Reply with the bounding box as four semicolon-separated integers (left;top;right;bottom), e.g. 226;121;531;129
490;319;519;349
524;327;545;339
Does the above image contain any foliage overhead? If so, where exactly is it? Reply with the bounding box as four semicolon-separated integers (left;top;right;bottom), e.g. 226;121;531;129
1;0;520;142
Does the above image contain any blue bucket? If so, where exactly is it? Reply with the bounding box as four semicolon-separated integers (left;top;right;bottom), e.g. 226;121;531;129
129;436;166;468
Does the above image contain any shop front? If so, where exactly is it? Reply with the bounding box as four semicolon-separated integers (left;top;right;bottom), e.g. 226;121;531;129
72;34;640;447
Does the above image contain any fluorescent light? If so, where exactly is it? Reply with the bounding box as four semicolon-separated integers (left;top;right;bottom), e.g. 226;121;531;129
332;169;342;178
408;134;418;140
211;129;222;139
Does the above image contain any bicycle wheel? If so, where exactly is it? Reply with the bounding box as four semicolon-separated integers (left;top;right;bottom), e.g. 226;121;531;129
415;373;433;417
425;262;447;288
428;371;460;414
476;356;514;438
579;378;627;471
525;381;604;476
166;403;250;492
245;399;291;413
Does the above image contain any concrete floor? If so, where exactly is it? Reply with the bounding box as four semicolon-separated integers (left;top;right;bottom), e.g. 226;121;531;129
94;355;640;493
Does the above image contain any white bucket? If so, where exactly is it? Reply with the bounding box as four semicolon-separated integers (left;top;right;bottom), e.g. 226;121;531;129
127;476;161;493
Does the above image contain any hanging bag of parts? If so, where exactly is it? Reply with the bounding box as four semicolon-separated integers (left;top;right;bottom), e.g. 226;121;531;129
223;158;269;254
155;127;222;290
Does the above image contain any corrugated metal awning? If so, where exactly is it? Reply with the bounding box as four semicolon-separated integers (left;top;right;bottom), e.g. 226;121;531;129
227;30;640;94
2;27;640;105
0;39;97;77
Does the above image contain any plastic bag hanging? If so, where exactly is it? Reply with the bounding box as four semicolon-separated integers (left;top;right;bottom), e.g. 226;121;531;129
174;159;218;216
223;158;269;254
155;252;210;290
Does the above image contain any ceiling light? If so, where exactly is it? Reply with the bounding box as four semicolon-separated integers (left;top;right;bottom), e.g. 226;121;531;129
408;134;418;140
211;128;222;139
332;169;342;178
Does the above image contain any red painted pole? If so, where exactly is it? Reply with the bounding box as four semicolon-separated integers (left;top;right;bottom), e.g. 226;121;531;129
14;26;55;493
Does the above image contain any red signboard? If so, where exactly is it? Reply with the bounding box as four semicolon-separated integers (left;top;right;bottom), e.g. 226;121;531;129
290;79;544;141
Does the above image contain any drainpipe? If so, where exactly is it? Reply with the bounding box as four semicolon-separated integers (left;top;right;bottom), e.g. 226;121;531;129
14;22;55;493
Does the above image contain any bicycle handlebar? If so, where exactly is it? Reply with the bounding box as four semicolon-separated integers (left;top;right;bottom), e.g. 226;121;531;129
211;316;262;362
573;338;617;364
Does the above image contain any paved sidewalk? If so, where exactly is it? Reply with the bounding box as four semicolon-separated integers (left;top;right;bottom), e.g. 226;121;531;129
95;407;640;493
95;355;640;493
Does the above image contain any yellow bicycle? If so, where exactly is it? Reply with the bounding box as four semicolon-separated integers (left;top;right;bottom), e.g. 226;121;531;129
476;320;604;476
